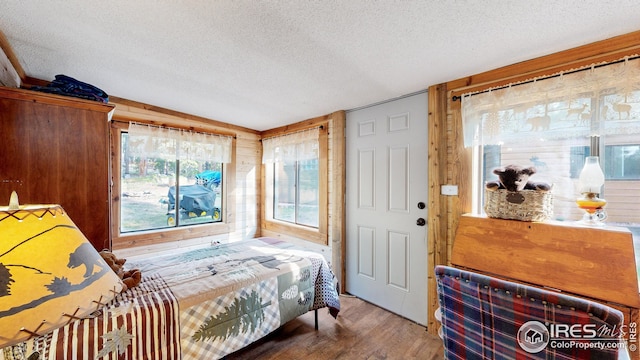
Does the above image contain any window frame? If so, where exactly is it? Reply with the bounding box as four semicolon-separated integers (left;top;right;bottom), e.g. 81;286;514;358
110;122;234;250
261;124;328;245
119;131;225;232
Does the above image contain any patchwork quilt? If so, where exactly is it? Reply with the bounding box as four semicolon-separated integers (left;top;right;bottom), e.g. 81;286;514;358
1;238;340;360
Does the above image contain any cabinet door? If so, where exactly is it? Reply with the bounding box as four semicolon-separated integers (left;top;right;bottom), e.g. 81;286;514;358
0;89;113;250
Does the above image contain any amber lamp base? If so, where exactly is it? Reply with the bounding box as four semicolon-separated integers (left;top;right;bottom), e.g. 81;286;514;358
576;193;607;226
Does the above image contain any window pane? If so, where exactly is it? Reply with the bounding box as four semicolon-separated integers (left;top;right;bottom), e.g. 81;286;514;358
274;161;296;223
272;158;319;228
479;120;640;228
297;159;319;227
173;162;222;227
481;137;590;222
570;146;589;179
605;145;640;180
483;145;501;184
121;133;174;232
120;133;222;233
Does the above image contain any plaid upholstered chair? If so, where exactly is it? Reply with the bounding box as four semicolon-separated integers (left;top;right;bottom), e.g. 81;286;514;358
435;265;626;360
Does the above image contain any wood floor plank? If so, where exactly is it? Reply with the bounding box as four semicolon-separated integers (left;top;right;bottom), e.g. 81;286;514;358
225;295;445;359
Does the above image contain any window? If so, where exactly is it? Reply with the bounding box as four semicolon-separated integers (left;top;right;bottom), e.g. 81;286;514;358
569;146;590;179
482;145;502;182
463;57;640;229
273;158;319;227
604;145;640;180
119;123;231;233
262;126;328;244
571;145;640;180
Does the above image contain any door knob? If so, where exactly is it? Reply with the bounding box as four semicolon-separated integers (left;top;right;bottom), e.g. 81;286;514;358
416;218;426;226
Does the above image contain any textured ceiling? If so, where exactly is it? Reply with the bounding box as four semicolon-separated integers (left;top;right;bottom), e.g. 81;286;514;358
1;1;640;131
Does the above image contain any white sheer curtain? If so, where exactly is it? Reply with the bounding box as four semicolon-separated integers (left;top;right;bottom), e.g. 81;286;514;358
462;56;640;147
262;127;319;163
127;123;232;163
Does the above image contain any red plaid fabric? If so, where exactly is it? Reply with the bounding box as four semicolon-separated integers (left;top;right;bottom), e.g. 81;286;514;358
435;265;624;360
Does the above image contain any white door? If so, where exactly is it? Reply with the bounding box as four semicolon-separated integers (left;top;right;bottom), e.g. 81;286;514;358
346;92;428;325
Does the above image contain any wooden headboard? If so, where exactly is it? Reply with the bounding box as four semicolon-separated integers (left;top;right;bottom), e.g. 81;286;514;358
451;214;639;358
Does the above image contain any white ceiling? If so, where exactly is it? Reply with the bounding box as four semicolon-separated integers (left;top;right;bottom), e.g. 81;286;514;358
1;1;640;131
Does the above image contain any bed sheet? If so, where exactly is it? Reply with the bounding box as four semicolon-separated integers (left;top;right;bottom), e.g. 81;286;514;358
126;237;340;359
1;237;340;360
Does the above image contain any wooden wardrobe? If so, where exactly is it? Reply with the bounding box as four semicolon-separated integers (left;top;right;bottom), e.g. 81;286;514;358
0;86;114;251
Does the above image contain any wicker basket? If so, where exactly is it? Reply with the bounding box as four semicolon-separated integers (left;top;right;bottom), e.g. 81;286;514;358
484;189;553;222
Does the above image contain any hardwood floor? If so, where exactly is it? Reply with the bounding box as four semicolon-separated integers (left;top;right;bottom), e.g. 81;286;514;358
225;295;445;359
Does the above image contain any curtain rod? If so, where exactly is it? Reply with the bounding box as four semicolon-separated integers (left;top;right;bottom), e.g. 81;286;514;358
127;121;236;139
451;54;640;102
260;125;324;142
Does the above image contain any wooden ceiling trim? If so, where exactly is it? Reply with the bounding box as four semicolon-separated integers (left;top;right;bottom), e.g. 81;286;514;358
0;29;25;82
449;29;640;97
259;113;331;139
109;96;259;135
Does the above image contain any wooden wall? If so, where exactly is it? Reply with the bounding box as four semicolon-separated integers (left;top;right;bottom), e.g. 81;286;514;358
109;98;263;256
108;99;346;288
426;29;640;336
259;111;346;286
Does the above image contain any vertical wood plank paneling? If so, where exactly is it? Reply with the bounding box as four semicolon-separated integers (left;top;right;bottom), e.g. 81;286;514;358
448;99;472;263
426;83;449;335
429;30;640;353
330;110;346;292
259;115;332;247
318;125;329;241
108;101;262;251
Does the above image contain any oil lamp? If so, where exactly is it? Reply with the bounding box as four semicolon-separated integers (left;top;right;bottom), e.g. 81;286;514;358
575;156;607;226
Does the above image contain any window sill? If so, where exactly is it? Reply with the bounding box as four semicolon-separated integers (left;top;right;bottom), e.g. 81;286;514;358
261;219;327;245
112;221;231;250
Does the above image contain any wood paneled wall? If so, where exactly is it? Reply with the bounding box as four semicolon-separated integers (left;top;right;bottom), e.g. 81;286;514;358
259;111;346;288
426;30;640;337
259;115;331;246
108;98;347;286
109;98;263;256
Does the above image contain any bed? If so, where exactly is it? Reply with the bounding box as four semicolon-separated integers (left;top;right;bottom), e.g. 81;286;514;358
0;237;340;360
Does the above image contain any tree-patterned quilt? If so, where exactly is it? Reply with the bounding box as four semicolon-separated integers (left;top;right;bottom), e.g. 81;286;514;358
0;238;340;360
127;237;340;359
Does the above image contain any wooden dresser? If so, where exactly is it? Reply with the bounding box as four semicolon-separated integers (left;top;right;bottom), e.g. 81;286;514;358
0;86;114;250
451;214;639;359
